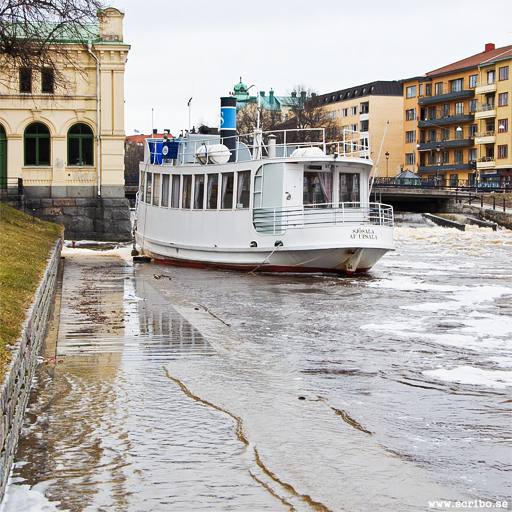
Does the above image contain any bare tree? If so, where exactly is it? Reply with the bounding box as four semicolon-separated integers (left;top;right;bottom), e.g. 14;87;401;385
0;0;106;90
236;103;284;138
287;85;341;144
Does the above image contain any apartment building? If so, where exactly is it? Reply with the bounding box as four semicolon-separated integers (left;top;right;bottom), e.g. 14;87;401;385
315;81;404;177
474;46;512;187
403;43;512;187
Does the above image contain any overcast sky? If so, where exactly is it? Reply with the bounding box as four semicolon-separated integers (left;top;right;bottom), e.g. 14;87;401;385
113;0;512;137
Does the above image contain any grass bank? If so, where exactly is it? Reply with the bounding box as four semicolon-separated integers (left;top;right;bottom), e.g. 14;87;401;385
0;203;63;376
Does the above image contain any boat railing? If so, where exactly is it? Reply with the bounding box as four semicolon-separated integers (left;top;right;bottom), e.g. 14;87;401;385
143;128;371;166
253;202;393;235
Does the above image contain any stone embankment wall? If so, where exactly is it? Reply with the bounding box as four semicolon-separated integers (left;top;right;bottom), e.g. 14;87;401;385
463;205;512;230
2;197;132;241
0;237;63;502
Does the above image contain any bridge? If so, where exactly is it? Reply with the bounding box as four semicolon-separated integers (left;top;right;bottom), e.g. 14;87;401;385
370;178;511;213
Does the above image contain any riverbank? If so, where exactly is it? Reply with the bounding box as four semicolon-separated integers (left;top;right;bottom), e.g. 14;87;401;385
0;204;63;375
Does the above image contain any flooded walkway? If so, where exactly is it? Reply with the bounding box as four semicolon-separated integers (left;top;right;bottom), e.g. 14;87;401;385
4;250;286;511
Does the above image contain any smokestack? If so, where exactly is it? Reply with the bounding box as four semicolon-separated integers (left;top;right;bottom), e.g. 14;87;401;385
485;43;495;52
220;96;237;163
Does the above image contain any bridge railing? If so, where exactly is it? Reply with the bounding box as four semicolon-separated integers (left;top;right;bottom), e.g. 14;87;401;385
373;177;511;192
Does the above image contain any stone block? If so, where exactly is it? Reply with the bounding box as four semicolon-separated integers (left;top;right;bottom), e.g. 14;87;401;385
75;198;99;207
53;199;75;207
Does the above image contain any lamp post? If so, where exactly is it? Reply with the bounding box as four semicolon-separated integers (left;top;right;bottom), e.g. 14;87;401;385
385;151;389;179
436;144;441;188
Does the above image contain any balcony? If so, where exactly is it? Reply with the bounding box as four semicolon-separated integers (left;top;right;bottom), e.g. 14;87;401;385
476;157;495;170
418;89;475;105
475;131;496;144
417;139;474;151
474;103;496;120
359;112;369;121
418;114;474;128
475;82;496;95
417;163;472;173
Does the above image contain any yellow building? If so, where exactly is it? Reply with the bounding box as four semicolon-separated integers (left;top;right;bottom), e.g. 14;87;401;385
0;8;132;240
474;47;512;187
315;81;404;178
403;43;512;187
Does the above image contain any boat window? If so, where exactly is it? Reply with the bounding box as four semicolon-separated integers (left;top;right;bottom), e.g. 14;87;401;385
253;167;263;209
207;173;218;209
221;172;234;209
171;175;180;208
161;174;170;207
339;173;360;203
140;171;146;203
153;174;161;206
236;171;250;209
182;175;192;209
194;174;205;209
145;172;152;205
303;171;332;207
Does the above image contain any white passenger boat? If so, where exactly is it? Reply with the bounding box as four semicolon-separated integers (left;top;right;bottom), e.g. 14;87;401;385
135;98;394;275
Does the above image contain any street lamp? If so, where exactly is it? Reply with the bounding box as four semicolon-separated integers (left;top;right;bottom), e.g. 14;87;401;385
436;144;441;188
385;151;389;178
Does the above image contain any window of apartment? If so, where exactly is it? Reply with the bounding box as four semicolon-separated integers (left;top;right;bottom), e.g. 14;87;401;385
441;128;450;140
342;108;348;117
406;85;416;98
469;75;478;88
455;126;463;139
469;99;477;113
498;92;508;107
442;151;449;164
435;82;443;95
41;67;54;94
455;102;464;115
441;104;450;117
405;131;414;143
425;84;432;96
498;145;508;159
351;124;358;131
487;70;495;84
499;66;509;81
469;124;478;137
24;122;50;166
450;79;463;92
428;129;436;142
68;123;94;166
454;150;463;163
405;153;414;165
419;84;424;96
468;148;477;162
19;68;32;93
405;109;415;121
351;106;357;116
360;102;369;114
428;107;437;120
486;121;495;132
428;152;436;165
360;121;369;132
332;110;337;119
498;119;508;133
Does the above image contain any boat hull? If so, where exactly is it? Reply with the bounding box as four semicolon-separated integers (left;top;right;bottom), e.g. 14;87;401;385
135;233;392;275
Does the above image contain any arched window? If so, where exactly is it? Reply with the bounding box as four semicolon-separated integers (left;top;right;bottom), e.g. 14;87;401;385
68;123;94;166
0;125;7;189
24;123;50;166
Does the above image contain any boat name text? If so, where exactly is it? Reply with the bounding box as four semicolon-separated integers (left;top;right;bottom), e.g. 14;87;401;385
350;228;377;240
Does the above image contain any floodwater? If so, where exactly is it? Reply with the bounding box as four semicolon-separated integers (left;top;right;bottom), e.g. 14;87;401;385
2;215;511;512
